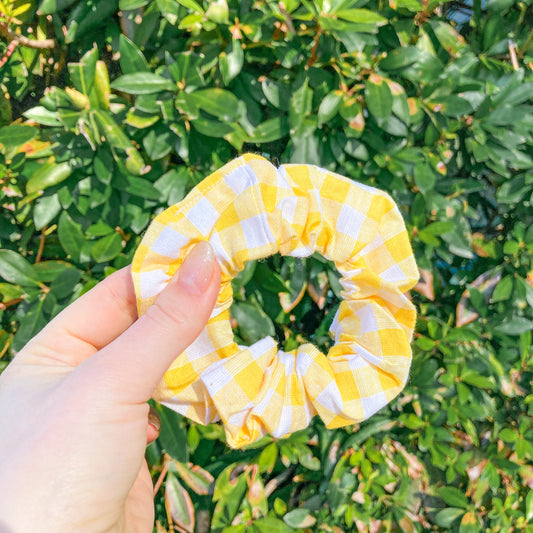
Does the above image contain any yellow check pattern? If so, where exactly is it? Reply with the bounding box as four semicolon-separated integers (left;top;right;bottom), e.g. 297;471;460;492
132;154;418;448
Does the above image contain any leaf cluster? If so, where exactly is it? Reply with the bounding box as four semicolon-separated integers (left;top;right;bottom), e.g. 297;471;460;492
0;0;532;531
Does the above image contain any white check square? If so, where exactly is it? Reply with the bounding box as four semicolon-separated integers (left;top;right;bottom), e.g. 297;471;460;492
186;196;219;235
242;213;276;249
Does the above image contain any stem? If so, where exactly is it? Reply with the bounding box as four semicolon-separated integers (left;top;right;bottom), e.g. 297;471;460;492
0;298;23;310
0;335;10;358
0;22;55;49
35;226;47;263
279;2;296;35
519;29;533;57
153;455;170;497
307;26;322;67
115;226;129;242
508;40;519;70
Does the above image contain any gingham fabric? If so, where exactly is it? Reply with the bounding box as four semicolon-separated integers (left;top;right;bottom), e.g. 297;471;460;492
132;153;418;448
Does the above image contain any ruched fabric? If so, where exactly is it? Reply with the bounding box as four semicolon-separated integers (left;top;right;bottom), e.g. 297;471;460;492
132;154;418;448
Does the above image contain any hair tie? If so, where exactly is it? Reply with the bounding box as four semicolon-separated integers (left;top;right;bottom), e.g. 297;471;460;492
132;154;418;448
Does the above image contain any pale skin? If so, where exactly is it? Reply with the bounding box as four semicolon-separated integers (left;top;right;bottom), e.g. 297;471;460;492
0;241;220;533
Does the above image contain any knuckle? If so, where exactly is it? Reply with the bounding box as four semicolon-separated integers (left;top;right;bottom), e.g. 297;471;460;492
142;299;189;331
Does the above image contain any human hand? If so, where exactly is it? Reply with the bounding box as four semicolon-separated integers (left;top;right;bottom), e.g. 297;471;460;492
0;241;220;533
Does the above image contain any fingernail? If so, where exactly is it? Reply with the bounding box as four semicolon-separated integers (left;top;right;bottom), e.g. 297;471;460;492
177;241;215;295
148;406;161;433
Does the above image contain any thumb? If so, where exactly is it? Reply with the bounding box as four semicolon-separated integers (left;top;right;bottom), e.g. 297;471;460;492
85;241;221;403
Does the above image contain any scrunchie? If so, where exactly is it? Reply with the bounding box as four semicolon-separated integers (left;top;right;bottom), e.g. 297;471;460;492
132;154;418;448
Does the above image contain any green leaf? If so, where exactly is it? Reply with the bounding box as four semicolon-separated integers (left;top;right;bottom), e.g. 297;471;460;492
289;78;312;129
283;509;316;528
0;124;36;149
232;260;257;289
414;162;436;194
86;222;114;237
93;149;114;184
485;0;514;12
165;472;195;532
484;105;531;126
257;442;278;474
262;79;291;111
167;51;204;89
498;428;518;443
424;220;454;235
26;161;72;194
428;21;466;55
92;110;149;175
526;490;533;522
459;510;481;533
32;260;75;282
255;262;289;293
212;466;247;528
0;250;39;287
172;462;213;496
38;0;79;15
336;9;387;24
91;232;123;263
65;0;119;43
401;413;425;429
205;0;228;23
231;302;275;344
491;275;513;303
0;282;24;301
154;168;189;206
142;127;174;160
220;38;244;85
156;404;188;462
23;106;61;126
493;317;532;336
12;296;47;352
429;95;473;117
344;139;369;160
253;517;291;533
365;75;393;122
176;0;204;11
119;34;149;74
379;46;424;71
49;268;82;299
461;370;494;390
119;0;149;8
34;194;61;230
122;176;163;200
110;73;175;94
318;90;343;125
437;487;469;508
68;47;98;96
493;82;533;107
189;88;241;122
434;507;465;527
57;212;85;263
250;117;289;143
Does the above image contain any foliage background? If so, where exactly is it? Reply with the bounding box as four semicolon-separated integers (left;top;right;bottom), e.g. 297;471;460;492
1;0;532;531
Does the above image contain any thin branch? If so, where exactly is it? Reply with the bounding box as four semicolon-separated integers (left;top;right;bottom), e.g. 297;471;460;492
0;335;10;358
508;40;519;70
35;226;47;263
0;22;55;49
0;298;23;310
264;464;297;497
153;455;170;497
0;38;16;67
278;2;296;35
307;27;322;67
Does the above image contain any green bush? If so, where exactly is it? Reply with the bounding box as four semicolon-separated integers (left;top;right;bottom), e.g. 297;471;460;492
1;0;532;531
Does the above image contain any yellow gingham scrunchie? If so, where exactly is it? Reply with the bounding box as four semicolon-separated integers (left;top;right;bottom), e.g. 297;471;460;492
132;153;418;448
